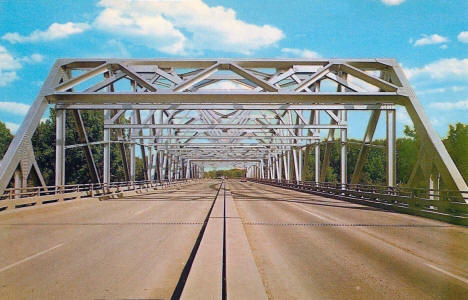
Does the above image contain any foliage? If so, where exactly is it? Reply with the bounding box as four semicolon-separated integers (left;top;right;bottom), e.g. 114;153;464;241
443;123;468;184
0;122;13;160
0;114;465;188
307;123;467;187
204;168;246;179
30;108;131;185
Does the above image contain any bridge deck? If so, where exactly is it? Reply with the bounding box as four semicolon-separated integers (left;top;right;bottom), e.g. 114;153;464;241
232;181;468;299
0;181;218;299
0;180;467;299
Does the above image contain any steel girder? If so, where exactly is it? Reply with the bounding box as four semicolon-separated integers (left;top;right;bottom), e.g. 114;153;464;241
0;58;466;201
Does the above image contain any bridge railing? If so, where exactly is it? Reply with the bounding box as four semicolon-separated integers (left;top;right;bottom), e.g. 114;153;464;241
0;179;194;212
252;179;468;226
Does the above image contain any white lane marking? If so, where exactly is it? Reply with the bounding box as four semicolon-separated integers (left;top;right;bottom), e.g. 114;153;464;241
0;243;63;273
134;206;154;216
291;203;337;223
289;196;468;285
425;263;468;284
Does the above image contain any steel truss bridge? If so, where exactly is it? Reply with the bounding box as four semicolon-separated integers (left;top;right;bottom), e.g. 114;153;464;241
0;58;466;216
0;58;467;299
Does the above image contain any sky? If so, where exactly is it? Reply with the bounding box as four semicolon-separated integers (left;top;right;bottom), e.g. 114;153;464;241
0;0;467;139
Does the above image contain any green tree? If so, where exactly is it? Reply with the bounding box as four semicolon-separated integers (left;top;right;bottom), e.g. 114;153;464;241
32;108;132;185
443;123;468;184
0;121;13;159
204;168;245;178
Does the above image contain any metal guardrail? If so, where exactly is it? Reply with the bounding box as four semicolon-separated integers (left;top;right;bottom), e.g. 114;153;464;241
252;179;468;226
0;179;194;212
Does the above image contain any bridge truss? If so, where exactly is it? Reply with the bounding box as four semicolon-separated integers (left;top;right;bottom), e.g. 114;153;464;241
0;58;466;202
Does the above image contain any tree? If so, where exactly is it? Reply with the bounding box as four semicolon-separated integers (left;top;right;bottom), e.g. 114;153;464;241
0;121;13;160
32;108;132;185
204;168;245;178
443;123;468;184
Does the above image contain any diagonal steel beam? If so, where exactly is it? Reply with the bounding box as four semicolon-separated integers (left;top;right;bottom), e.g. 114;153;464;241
71;110;101;183
229;63;278;92
350;110;381;184
334;64;399;92
118;64;158;92
294;63;333;92
173;63;220;92
55;63;109;92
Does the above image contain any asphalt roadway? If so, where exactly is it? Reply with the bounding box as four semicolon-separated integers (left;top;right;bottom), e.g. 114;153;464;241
0;181;220;300
0;179;467;299
230;180;468;300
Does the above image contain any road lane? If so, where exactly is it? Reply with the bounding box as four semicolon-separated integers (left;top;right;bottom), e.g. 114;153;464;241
0;181;220;300
230;180;468;300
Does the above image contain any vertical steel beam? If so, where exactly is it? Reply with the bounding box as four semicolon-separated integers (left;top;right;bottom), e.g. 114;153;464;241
340;110;348;188
55;109;66;186
114;109;130;182
320;113;337;182
130;111;136;181
147;146;153;180
260;159;265;179
161;151;167;180
387;109;396;187
282;152;288;181
14;169;22;199
167;155;172;181
314;110;321;182
267;156;272;179
136;110;149;181
277;153;282;180
292;149;299;183
313;84;321;183
298;148;303;182
103;109;111;184
186;160;191;179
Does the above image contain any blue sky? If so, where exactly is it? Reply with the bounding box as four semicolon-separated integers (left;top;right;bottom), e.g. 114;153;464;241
0;0;467;139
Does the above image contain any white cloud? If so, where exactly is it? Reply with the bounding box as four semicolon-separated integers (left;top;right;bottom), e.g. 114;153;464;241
396;106;412;125
0;101;30;115
0;45;44;86
2;22;90;43
412;34;448;46
4;122;19;133
430;116;443;127
417;85;466;95
430;100;468;111
19;53;45;64
94;0;284;55
417;87;446;95
381;0;405;6
403;58;468;80
105;39;130;57
0;45;21;86
458;31;468;43
280;48;320;58
451;86;467;92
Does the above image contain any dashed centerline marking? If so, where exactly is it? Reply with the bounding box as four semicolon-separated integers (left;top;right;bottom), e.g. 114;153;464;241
0;243;63;273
